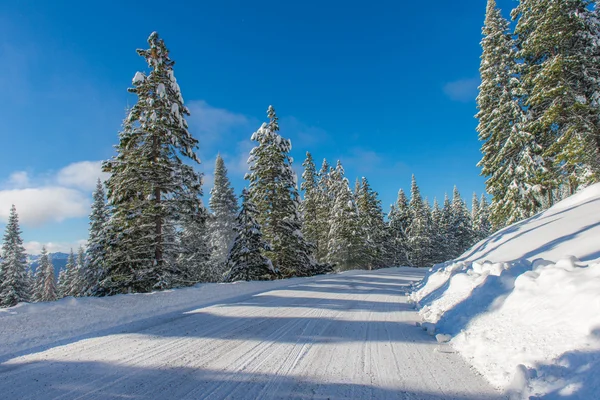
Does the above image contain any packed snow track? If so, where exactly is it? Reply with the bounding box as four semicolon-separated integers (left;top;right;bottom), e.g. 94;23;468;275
0;268;503;399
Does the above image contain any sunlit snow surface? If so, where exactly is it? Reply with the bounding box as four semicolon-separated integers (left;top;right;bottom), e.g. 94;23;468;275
411;183;600;399
0;268;503;399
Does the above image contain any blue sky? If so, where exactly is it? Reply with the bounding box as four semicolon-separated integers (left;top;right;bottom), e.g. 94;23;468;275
0;0;515;253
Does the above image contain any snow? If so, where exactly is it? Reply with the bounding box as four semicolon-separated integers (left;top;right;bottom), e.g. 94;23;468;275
132;71;145;84
0;268;502;399
157;83;166;98
410;183;600;399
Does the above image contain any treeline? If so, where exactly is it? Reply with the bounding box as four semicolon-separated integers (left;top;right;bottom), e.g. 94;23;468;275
0;32;490;307
478;0;600;228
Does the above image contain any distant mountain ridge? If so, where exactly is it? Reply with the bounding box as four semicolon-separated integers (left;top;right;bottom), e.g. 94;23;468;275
28;252;71;278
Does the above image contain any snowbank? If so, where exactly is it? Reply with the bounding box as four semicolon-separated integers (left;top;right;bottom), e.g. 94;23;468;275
0;273;336;362
410;183;600;399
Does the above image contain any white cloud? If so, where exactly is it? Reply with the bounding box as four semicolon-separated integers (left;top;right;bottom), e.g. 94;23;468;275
187;100;254;146
7;171;30;189
0;187;90;226
443;78;480;102
56;161;108;191
24;239;87;255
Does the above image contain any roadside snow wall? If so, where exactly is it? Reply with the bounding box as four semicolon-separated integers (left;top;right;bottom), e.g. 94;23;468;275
410;183;600;399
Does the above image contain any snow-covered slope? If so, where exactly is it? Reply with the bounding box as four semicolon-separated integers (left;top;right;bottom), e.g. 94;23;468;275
411;183;600;399
460;184;600;264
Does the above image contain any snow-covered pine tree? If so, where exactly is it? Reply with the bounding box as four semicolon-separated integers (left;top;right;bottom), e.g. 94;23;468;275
225;189;276;282
0;205;31;307
422;198;436;266
74;246;86;295
471;192;481;237
476;0;540;228
246;106;315;277
58;249;76;297
406;176;432;267
477;194;492;240
57;267;68;299
513;0;600;195
438;193;453;262
178;203;213;283
429;198;445;265
356;177;387;269
449;187;474;257
32;247;57;303
300;152;320;252
326;161;361;270
81;179;109;296
208;154;238;277
387;189;411;266
101;32;203;294
315;159;333;262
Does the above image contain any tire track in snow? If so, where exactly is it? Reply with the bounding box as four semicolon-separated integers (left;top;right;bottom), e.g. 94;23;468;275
0;268;505;400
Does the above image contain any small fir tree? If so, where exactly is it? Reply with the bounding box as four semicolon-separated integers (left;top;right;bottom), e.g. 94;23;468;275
406;175;432;267
33;247;58;302
387;189;411;266
0;205;31;307
246;106;315;277
225;189;275;282
179;204;213;283
326;162;361;270
82;179;109;296
208;154;238;277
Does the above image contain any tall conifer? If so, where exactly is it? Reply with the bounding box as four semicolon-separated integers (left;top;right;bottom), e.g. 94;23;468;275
246;106;315;277
208;154;238;276
102;32;202;294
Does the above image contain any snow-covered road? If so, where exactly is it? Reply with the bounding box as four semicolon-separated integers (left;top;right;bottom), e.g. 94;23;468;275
0;268;503;399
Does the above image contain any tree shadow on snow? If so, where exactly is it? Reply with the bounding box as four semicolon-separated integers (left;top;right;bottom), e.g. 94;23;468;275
518;347;600;399
457;218;559;262
434;264;530;336
0;360;506;400
227;295;415;313
142;309;432;345
514;221;600;262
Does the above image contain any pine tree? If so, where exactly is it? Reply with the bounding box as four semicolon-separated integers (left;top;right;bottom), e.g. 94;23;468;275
477;0;541;228
513;0;600;194
450;187;474;257
179;203;213;283
101;32;203;294
406;176;432;267
33;247;57;302
356;177;387;269
300;152;320;252
429;198;445;264
387;189;411;266
57;267;68;299
327;161;361;270
471;192;481;238
246;106;315;277
315;159;333;262
82;179;109;296
58;249;77;297
422;198;435;266
438;194;453;262
477;194;492;240
208;154;238;277
225;189;276;282
0;205;30;307
74;246;86;295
